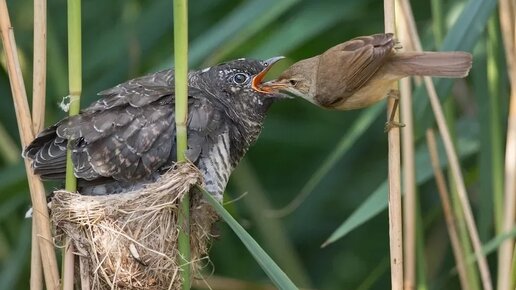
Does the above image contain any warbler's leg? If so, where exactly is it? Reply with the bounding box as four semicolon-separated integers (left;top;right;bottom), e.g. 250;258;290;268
384;89;405;132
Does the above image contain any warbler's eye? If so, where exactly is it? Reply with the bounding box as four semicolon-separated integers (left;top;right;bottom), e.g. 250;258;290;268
289;79;298;86
233;73;250;84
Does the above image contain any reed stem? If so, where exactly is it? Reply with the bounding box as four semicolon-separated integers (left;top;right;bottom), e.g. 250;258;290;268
63;0;82;288
31;0;47;289
496;0;516;287
384;1;403;289
0;1;60;289
173;0;190;288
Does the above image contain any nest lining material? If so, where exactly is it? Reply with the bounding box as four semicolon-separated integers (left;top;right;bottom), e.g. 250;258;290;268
51;162;218;290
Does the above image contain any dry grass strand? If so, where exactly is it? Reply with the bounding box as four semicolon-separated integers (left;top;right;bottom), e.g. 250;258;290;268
51;163;217;290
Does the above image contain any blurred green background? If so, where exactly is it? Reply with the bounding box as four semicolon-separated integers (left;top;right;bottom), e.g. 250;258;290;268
0;0;506;289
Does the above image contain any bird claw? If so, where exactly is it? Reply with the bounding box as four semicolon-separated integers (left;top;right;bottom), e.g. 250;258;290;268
393;39;403;51
387;89;400;100
385;89;402;132
384;120;405;132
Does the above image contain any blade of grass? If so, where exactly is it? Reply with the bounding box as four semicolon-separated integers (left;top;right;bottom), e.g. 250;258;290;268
155;0;301;70
63;0;82;288
413;0;497;135
465;12;505;290
266;103;384;218
486;15;504;236
462;227;516;266
198;185;298;290
248;1;363;59
201;0;301;66
232;160;311;287
173;0;190;288
430;0;444;45
323;130;479;246
0;1;60;289
451;227;516;283
355;257;389;290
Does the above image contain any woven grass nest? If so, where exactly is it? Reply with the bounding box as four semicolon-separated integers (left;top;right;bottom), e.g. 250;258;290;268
51;162;218;290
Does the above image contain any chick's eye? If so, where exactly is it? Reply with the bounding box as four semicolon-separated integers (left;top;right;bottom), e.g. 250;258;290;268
233;73;249;84
289;79;298;86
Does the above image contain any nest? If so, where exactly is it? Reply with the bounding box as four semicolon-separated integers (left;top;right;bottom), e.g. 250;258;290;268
51;162;218;290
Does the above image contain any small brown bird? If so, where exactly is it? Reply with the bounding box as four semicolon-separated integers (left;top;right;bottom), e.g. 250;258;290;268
260;33;472;111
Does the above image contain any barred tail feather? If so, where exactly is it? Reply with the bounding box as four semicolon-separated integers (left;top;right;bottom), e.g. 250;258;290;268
23;125;68;179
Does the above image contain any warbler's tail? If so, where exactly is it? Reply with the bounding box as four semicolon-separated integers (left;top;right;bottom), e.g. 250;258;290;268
388;51;472;78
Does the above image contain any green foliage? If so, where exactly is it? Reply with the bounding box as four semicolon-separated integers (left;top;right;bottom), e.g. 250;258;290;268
200;186;298;290
0;0;506;289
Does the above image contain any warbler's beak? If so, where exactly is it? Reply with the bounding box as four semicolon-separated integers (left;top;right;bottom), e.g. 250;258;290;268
251;56;285;93
260;79;290;92
259;78;301;100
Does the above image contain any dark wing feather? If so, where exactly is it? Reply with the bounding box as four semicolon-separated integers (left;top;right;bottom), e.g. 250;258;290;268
24;69;224;188
315;33;395;105
85;69;175;112
78;102;175;181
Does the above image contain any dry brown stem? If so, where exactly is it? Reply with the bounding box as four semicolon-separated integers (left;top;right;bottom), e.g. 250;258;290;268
384;0;404;289
426;129;471;290
395;0;493;289
30;1;47;289
496;1;516;289
0;1;60;289
394;4;416;289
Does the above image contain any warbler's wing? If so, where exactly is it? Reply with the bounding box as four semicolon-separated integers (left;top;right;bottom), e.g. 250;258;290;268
315;33;395;106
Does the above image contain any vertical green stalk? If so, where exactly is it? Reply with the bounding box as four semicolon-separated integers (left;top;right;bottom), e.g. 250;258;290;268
486;16;504;235
173;0;190;288
65;0;82;192
63;1;81;289
512;251;516;289
415;196;428;290
430;0;444;45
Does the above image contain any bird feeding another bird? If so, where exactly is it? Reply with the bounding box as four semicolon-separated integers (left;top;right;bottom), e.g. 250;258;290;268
260;33;472;113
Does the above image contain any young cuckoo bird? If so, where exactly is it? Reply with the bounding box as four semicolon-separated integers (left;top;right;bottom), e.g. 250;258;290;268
23;57;285;200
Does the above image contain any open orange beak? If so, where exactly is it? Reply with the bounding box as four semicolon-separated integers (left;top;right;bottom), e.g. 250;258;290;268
251;56;285;93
